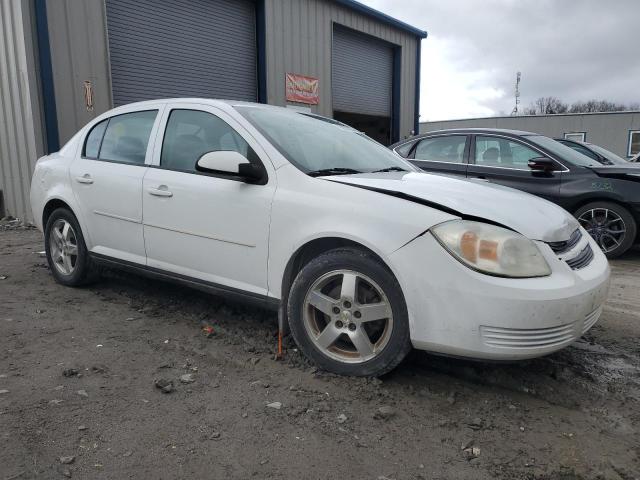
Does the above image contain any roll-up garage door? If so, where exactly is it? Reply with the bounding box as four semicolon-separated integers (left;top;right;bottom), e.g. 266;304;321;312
332;25;393;117
106;0;257;106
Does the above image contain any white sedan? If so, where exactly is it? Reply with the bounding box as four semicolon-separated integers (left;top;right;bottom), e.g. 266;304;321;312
30;99;610;376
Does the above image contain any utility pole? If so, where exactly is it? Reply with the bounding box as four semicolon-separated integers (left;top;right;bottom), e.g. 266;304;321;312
511;72;521;115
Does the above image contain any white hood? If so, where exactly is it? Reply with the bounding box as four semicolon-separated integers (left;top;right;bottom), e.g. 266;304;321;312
326;172;579;242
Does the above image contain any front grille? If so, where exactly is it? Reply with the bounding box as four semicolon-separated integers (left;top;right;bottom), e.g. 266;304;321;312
548;229;582;254
565;244;594;270
481;323;576;349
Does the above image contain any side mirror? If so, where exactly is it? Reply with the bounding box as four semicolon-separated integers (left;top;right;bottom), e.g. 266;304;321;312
528;157;556;173
196;151;264;183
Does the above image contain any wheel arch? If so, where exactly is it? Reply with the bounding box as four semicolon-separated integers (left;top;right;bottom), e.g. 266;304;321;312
41;196;93;247
278;236;403;331
42;198;74;228
281;237;390;302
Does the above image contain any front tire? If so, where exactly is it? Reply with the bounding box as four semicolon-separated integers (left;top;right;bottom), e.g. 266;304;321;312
287;248;412;377
575;201;636;259
44;208;96;286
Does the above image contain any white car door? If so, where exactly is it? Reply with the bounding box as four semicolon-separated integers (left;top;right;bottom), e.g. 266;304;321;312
142;103;276;296
69;106;164;264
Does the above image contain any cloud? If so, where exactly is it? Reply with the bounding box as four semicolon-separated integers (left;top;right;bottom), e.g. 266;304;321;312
362;0;639;120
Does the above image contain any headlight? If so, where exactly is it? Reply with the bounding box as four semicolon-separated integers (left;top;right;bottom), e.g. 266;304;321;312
431;220;551;278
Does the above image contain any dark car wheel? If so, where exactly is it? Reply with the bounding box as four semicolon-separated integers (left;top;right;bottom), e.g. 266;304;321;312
44;208;97;286
287;248;412;377
575;201;637;259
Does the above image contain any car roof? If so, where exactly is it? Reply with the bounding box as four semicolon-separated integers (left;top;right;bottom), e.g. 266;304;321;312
107;98;290;113
390;128;541;149
420;127;539;136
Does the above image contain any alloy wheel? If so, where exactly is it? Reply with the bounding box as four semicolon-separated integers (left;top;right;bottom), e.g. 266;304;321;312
49;218;79;275
577;208;626;254
303;269;393;364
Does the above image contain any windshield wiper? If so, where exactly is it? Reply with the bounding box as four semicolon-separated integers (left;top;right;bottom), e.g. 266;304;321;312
371;166;408;173
307;167;363;177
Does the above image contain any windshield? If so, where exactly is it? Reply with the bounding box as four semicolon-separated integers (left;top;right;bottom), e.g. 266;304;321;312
525;135;600;167
588;144;629;165
235;106;416;174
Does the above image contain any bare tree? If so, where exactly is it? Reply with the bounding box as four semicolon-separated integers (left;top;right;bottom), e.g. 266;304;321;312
524;96;568;115
568;100;629;113
523;97;640;115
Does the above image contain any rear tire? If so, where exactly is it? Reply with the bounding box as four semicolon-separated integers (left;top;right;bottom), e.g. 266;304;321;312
44;208;97;286
574;202;636;259
287;248;412;377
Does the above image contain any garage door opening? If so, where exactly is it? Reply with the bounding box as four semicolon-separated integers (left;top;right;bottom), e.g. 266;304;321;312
332;24;396;146
334;111;391;145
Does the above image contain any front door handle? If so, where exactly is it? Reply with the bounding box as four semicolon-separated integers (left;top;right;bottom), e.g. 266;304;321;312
147;186;173;197
75;174;93;184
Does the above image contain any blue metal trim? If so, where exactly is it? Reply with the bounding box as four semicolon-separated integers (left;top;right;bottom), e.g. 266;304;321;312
333;0;427;38
413;38;421;135
391;46;401;144
255;0;267;103
628;129;640;158
34;0;59;152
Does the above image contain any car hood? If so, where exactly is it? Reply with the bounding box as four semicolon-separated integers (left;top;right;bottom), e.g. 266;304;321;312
588;165;640;179
325;171;579;242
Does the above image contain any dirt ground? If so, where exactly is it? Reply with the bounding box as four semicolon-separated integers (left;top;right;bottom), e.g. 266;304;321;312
1;225;639;480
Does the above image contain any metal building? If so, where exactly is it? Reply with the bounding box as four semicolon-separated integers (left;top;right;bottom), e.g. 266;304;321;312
421;111;640;159
0;0;426;221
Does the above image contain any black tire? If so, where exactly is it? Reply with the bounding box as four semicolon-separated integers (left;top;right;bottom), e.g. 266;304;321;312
574;201;637;259
44;207;97;286
287;248;412;377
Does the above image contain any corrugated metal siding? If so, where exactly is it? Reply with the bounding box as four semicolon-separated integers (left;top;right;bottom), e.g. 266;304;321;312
264;0;419;139
421;112;640;158
45;0;113;145
332;25;392;117
105;0;257;106
0;0;45;221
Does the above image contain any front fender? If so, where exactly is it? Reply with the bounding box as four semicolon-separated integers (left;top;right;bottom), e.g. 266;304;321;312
267;166;456;298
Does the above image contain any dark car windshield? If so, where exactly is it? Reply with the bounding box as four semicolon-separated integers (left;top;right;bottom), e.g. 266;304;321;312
588;144;629;165
525;135;600;167
235;106;416;174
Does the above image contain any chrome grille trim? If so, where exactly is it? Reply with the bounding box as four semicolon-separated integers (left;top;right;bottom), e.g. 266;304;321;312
548;229;582;254
565;244;594;270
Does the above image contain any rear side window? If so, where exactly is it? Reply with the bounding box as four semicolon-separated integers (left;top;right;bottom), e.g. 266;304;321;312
160;109;249;173
414;136;467;163
84;110;157;164
83;120;108;158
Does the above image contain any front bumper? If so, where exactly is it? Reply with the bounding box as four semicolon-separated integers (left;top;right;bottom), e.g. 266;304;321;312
390;229;610;360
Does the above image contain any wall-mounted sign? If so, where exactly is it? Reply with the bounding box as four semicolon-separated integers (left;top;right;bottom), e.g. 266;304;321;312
285;73;319;105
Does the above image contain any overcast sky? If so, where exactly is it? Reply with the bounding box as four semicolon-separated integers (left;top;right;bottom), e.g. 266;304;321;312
362;0;639;122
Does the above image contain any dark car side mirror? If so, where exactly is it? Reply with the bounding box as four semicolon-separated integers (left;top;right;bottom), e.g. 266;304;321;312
528;157;556;173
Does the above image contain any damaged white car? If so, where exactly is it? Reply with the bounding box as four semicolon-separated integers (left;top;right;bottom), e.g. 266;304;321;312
30;99;610;376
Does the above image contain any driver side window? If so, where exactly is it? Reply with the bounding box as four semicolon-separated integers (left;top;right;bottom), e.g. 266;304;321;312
474;136;542;169
160;109;249;173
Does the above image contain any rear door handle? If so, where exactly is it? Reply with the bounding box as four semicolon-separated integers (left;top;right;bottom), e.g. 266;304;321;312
147;186;173;197
75;174;93;184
